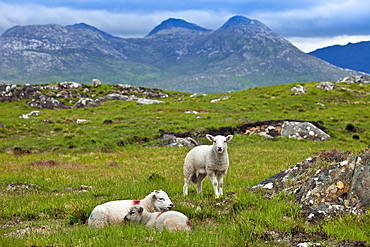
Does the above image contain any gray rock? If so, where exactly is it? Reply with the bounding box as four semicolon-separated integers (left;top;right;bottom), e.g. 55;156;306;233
19;110;41;119
281;121;330;141
290;85;307;95
26;95;70;109
0;84;40;102
103;93;139;101
337;75;370;84
161;133;199;147
58;81;83;89
1;82;170;109
238;120;329;141
251;149;370;221
315;81;341;90
136;98;165;105
73;98;100;108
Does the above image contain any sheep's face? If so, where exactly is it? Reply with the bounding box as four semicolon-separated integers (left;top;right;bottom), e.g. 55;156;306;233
206;134;233;154
152;190;173;211
124;205;143;222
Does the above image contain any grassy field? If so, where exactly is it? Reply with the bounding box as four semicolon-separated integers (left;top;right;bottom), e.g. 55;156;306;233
0;81;369;246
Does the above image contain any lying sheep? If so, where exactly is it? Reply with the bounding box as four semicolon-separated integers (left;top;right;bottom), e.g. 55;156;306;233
183;134;233;198
88;190;173;228
124;205;192;232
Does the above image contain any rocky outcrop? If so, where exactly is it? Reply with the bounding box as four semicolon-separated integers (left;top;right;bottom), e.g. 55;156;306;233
315;81;341;90
237;119;329;141
0;82;169;109
114;84;169;99
0;84;40;102
337;75;370;84
251;149;370;221
26;95;70;109
157;119;330;149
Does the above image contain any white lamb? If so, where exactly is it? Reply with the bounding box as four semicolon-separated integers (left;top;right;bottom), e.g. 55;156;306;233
88;190;173;228
124;205;192;232
183;134;233;198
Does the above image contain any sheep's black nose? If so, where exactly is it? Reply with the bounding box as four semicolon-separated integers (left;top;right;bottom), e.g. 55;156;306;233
168;204;174;209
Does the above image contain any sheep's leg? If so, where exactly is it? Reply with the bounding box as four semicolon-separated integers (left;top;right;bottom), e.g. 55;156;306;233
217;173;225;197
183;176;192;196
208;171;219;198
195;173;207;194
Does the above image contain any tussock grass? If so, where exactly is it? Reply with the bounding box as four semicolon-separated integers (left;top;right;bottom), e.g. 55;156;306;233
0;81;370;246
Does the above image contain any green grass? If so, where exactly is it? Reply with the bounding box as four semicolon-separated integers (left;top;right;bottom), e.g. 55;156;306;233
0;81;370;246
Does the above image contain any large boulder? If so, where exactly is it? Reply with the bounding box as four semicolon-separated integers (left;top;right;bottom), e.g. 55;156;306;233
281;121;330;141
251;149;370;221
290;85;307;95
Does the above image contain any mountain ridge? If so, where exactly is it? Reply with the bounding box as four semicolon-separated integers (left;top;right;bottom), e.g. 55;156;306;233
309;41;370;74
146;18;212;36
0;16;352;93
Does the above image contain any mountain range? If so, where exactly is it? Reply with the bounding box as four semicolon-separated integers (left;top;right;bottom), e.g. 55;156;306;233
0;16;352;93
309;41;370;75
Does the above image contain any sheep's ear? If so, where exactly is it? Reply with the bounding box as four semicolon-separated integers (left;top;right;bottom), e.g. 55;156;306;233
226;135;233;142
138;207;143;213
206;134;214;142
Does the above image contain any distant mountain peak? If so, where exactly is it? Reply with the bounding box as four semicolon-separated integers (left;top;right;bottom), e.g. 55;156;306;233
67;23;117;39
227;15;253;24
220;15;261;30
147;18;212;36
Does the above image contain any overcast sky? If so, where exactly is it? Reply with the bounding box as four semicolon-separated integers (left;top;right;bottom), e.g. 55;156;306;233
0;0;369;52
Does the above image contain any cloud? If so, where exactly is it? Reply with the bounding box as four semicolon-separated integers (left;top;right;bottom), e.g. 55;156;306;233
0;2;232;38
251;0;370;37
287;35;370;53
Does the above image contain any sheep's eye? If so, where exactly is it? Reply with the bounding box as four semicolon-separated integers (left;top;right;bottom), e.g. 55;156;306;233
159;198;165;201
129;211;135;215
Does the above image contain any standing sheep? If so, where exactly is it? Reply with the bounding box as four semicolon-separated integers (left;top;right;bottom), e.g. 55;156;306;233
88;190;173;228
124;205;192;232
92;78;102;87
183;134;233;198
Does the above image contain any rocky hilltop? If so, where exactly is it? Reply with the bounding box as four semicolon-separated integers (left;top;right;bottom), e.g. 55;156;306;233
0;16;351;93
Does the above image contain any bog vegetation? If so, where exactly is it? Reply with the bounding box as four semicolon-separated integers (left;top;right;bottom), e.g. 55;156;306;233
0;81;369;246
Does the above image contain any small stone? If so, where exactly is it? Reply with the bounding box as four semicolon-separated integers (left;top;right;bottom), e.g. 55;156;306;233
336;181;344;189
